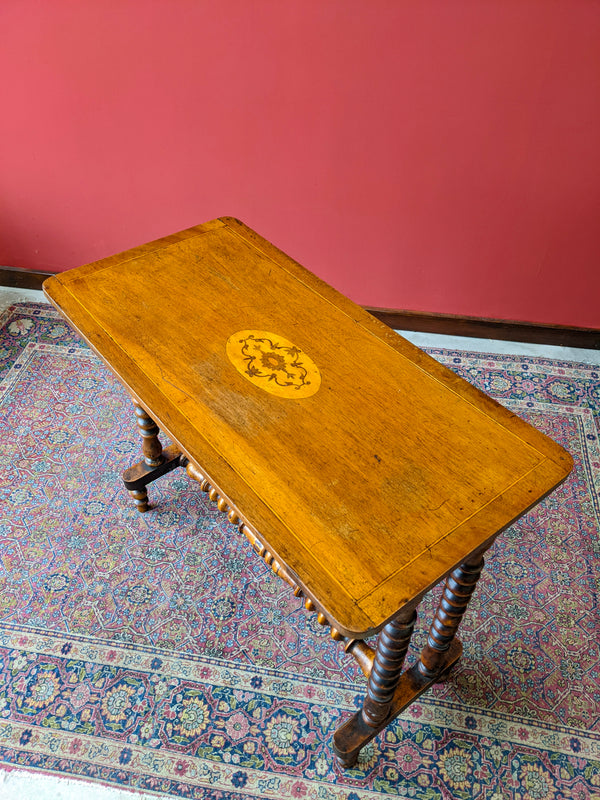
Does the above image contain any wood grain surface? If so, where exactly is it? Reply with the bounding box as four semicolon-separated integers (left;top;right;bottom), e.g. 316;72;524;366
43;217;573;637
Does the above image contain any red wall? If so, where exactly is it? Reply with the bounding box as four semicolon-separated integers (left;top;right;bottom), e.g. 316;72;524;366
2;1;600;327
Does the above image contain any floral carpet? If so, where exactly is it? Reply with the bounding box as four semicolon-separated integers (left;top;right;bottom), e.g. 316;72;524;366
1;301;599;800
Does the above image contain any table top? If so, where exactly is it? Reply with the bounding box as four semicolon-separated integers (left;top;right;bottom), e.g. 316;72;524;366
43;217;573;637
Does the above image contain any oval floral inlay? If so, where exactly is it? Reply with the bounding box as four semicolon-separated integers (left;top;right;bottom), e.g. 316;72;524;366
226;330;321;399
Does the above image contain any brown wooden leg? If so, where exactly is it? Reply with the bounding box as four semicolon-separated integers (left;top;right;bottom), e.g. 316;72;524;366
418;554;485;679
333;606;417;768
128;404;162;511
122;402;184;511
361;607;417;727
134;403;164;468
333;554;486;769
128;487;151;513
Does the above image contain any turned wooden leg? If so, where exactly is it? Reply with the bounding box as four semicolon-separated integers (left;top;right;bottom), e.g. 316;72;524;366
333;606;418;768
333;555;486;769
418;554;485;679
134;403;164;468
128;404;163;511
122;402;183;512
361;607;417;727
129;487;150;513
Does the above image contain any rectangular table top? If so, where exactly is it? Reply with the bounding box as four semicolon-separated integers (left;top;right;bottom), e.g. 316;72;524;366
43;217;573;637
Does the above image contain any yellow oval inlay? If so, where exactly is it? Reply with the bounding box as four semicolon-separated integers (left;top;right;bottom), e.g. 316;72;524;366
226;330;321;399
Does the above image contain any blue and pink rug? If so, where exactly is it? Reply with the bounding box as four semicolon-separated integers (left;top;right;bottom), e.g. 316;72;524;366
1;302;599;799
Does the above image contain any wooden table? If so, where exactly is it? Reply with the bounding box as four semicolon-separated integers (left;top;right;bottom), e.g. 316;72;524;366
43;218;572;767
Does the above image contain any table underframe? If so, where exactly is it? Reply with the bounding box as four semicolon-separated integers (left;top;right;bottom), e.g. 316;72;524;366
123;400;488;768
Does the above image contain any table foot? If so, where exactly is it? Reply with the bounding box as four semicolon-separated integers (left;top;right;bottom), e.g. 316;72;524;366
123;402;185;511
122;444;184;511
333;637;462;768
128;487;150;513
436;659;458;683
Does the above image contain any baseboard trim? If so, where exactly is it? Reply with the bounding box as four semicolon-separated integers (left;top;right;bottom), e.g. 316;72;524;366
1;268;598;350
366;307;600;350
0;266;54;290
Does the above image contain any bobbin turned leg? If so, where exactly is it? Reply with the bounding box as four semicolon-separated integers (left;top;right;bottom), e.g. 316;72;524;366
333;554;487;768
135;404;164;469
418;554;485;680
122;402;184;511
333;606;417;768
361;608;417;728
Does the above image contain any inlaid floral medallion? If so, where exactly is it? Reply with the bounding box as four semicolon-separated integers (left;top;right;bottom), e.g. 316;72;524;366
226;330;321;398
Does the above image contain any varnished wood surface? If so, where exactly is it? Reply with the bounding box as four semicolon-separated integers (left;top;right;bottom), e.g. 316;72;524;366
43;217;573;637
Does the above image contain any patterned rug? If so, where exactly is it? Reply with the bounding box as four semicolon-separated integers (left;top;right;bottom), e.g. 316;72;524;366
1;301;599;800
